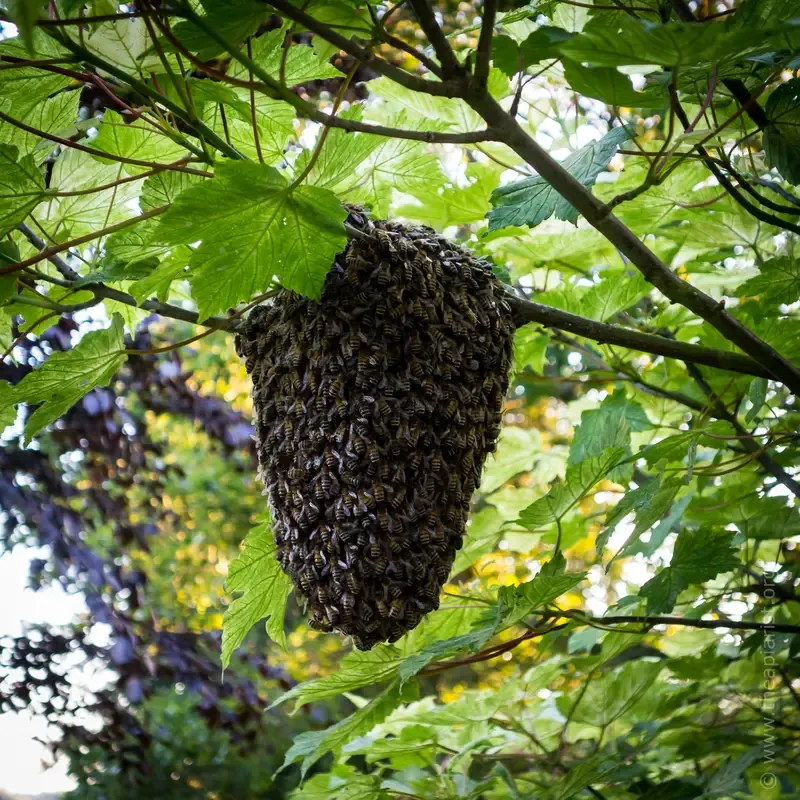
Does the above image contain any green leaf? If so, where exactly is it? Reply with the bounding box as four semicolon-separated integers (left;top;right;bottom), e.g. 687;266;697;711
140;170;205;211
393;162;501;230
42;148;143;236
278;679;411;778
745;377;768;423
154;161;347;317
563;59;662;107
764;79;800;184
518;25;576;66
3;1;46;53
397;606;502;684
221;515;292;668
92;112;187;175
347;113;444;216
568;393;632;483
295;107;382;194
0;143;45;236
557;660;663;727
83;19;165;74
271;646;406;711
498;561;586;627
487;126;631;231
480;426;542;494
517;448;625;530
736;256;800;307
639;528;739;613
550;756;618;800
3;314;126;443
515;329;549;374
492;35;521;77
169;0;267;60
203;92;295;165
228;29;342;85
289;765;383;800
558;14;760;68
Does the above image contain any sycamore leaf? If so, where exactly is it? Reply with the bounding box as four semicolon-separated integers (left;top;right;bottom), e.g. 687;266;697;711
563;59;663;107
487;126;631;231
221;516;292;668
271;646;406;711
228;29;342;84
517;448;625;530
551;756;619;800
92;112;187;175
639;528;739;613
498;567;586;628
397;604;502;684
278;680;412;778
3;1;45;53
154;161;347;317
557;660;664;728
0;144;45;236
0;381;15;432
169;0;266;60
2;314;126;443
763;78;800;184
736;256;800;306
83;18;164;73
557;14;761;68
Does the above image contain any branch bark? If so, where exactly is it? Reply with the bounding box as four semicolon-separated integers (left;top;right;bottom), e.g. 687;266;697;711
14;226;239;332
507;295;771;380
266;0;463;96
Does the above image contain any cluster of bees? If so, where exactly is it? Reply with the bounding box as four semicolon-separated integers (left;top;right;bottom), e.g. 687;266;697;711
235;209;514;649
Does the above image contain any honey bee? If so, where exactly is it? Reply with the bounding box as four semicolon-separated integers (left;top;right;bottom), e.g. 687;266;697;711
325;605;340;625
431;455;441;472
377;261;392;287
409;453;422;473
389;599;405;619
298;569;313;593
324;447;338;469
328;375;345;398
330;562;344;583
317;585;329;604
378;510;391;533
309;617;331;632
376;228;394;251
391;486;406;509
373;484;386;503
367;442;380;466
359;490;376;511
375;598;389;618
342;592;355;616
376;398;391;418
345;572;362;594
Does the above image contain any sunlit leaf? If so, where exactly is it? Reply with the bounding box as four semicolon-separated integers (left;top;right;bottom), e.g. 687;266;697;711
487;126;631;231
221;515;292;668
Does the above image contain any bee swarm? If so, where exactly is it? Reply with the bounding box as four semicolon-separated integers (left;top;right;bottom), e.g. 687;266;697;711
235;209;515;650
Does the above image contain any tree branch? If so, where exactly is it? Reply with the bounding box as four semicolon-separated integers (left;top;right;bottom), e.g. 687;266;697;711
38;26;246;162
171;4;491;143
406;0;463;77
681;360;800;499
670;0;770;130
3;207;169;275
265;0;462;96
465;90;800;395
474;0;497;87
13;226;239;332
0;109;210;175
666;89;800;237
508;295;771;380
